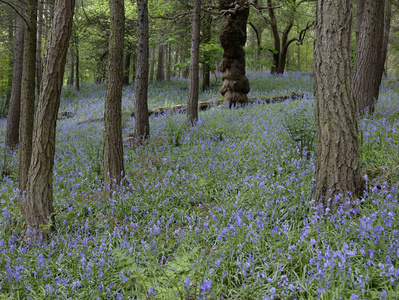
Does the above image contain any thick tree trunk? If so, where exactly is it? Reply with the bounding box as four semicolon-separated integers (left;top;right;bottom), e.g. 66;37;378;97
187;0;200;124
156;44;164;82
18;0;38;192
134;0;150;141
313;0;363;212
123;49;131;86
353;0;385;115
24;0;75;238
104;0;125;187
36;0;43;96
5;16;25;150
219;0;250;106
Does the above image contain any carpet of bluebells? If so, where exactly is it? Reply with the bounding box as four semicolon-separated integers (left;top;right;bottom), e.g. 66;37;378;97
1;71;399;299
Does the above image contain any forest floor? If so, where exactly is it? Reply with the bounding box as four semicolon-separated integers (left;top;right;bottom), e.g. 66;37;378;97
1;71;399;299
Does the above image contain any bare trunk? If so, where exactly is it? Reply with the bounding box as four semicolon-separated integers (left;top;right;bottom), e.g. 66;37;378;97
36;0;43;96
187;0;201;124
18;0;38;192
123;50;131;86
219;0;250;106
376;0;391;83
149;46;155;82
166;43;172;81
313;0;363;212
67;49;74;85
24;0;75;237
134;0;150;141
353;0;385;115
156;44;164;82
202;15;212;91
5;16;25;150
75;42;80;90
104;0;125;187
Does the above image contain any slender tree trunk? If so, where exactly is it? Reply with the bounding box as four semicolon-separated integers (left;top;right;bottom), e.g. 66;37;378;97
75;41;80;91
5;16;25;150
268;0;280;74
24;0;75;238
134;0;150;141
18;0;38;192
297;43;301;72
187;0;200;124
123;49;131;86
156;44;164;82
149;46;155;82
219;0;250;106
166;43;171;81
131;49;137;83
202;15;212;91
353;0;385;115
313;0;363;212
36;0;43;96
67;49;74;85
104;0;125;187
376;0;392;84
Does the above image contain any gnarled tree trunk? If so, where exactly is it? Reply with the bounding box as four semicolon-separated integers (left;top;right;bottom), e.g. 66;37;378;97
219;0;250;106
313;0;363;212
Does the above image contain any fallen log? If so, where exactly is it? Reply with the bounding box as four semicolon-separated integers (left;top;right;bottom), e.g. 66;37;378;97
131;92;304;117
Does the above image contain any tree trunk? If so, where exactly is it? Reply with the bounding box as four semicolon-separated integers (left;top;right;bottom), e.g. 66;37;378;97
24;0;75;238
5;16;25;150
36;0;44;96
376;0;392;84
103;0;125;187
149;46;155;82
219;0;250;106
313;0;363;212
67;49;74;85
123;49;131;86
166;43;172;81
353;0;385;115
156;44;164;82
187;0;200;124
134;0;150;141
202;15;212;91
18;0;38;192
75;41;80;91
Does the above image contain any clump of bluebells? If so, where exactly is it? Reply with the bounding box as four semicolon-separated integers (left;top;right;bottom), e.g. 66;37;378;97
0;73;399;299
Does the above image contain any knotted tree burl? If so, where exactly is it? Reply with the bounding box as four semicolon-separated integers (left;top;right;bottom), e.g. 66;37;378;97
219;0;250;106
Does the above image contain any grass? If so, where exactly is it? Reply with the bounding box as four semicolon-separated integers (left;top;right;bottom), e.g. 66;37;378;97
0;71;399;299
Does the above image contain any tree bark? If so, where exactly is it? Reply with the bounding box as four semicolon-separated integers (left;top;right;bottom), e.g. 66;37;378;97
36;0;43;96
156;44;164;82
123;49;131;86
134;0;150;141
376;0;392;84
103;0;125;187
24;0;75;238
353;0;385;115
187;0;201;124
166;43;172;81
202;15;212;91
313;0;363;212
5;16;24;151
18;0;38;192
219;0;250;106
149;46;155;82
67;49;74;85
75;39;80;91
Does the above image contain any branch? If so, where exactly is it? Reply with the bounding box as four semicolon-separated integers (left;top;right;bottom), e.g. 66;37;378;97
0;0;30;29
286;21;315;47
